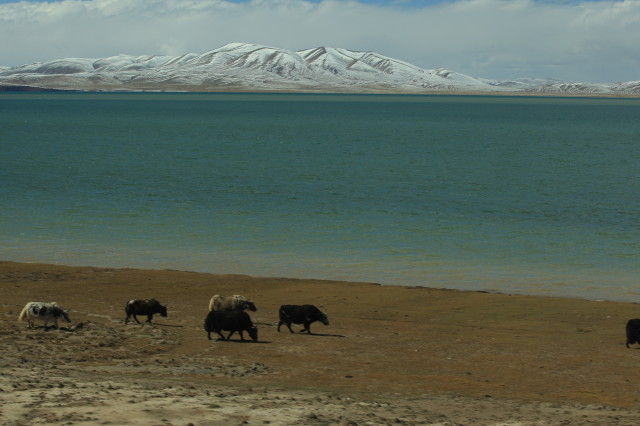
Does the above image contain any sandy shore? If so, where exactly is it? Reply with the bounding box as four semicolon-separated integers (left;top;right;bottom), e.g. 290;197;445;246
2;261;640;425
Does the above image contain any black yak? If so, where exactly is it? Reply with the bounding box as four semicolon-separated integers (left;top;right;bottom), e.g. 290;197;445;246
626;319;640;348
124;299;167;325
277;304;329;334
204;310;258;341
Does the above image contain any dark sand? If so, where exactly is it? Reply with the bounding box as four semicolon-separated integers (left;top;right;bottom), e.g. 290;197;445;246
2;261;640;425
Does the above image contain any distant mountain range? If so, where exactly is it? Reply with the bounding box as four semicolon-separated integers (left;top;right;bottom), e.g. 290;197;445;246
1;42;638;96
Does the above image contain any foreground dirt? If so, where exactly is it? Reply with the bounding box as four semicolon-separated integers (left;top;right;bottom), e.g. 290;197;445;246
2;261;640;425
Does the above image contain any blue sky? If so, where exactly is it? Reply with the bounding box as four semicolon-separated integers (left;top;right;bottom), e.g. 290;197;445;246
0;0;637;82
0;0;456;4
0;0;450;5
0;0;616;6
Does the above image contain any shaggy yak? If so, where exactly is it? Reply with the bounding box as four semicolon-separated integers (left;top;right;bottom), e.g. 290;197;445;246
626;319;640;348
208;294;257;312
18;301;71;330
204;310;258;341
124;298;167;325
277;304;329;334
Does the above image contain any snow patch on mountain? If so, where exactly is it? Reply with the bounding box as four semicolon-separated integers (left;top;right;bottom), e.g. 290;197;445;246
0;43;637;96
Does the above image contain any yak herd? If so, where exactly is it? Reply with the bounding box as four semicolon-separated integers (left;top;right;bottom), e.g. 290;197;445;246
17;296;640;348
17;294;330;342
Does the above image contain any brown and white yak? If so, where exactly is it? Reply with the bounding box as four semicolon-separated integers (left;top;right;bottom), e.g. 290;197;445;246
18;302;71;330
208;294;257;312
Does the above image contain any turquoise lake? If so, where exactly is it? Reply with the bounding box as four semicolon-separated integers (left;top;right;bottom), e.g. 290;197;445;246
1;92;639;301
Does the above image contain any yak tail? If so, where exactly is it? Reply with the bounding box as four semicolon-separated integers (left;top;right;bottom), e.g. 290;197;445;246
18;305;28;321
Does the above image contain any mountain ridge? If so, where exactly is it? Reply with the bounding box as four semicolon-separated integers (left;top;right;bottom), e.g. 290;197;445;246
1;42;638;96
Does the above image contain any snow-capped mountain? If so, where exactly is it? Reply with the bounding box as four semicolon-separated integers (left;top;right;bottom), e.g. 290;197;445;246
0;42;638;96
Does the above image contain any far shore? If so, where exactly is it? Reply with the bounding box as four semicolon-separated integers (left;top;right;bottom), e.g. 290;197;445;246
2;260;640;425
1;83;639;98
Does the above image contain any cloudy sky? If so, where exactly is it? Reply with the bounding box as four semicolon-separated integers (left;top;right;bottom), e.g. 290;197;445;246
0;0;638;83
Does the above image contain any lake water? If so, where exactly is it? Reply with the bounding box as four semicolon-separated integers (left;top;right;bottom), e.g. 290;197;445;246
1;92;639;301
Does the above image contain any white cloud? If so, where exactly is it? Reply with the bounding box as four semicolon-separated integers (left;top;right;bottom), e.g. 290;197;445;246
1;0;638;82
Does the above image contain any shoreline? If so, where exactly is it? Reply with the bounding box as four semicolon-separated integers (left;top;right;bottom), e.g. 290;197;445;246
5;255;636;304
2;84;640;98
3;260;640;424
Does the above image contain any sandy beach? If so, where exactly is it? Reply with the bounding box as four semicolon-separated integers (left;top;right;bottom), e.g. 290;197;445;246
2;260;640;425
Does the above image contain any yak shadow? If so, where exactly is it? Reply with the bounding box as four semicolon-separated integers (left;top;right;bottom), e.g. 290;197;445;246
151;322;183;328
280;331;346;338
27;325;73;332
211;338;271;344
310;332;346;337
123;322;183;328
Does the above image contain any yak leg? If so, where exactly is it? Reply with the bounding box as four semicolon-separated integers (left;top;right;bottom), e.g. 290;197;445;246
208;330;224;340
279;321;294;333
124;312;133;325
146;314;154;325
301;321;312;334
277;319;295;333
226;330;236;340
